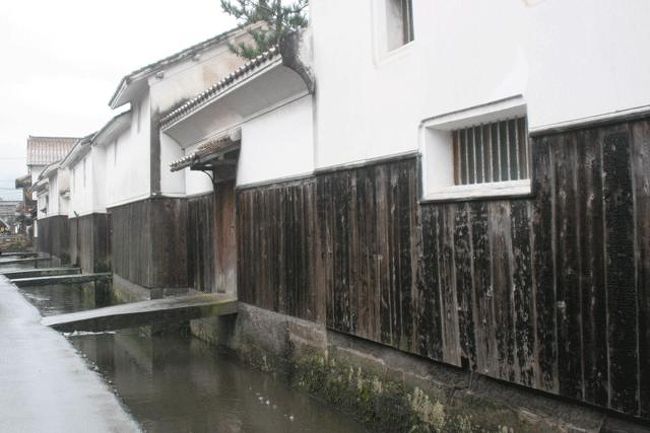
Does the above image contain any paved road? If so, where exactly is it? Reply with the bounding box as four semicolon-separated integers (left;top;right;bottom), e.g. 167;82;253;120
0;276;141;433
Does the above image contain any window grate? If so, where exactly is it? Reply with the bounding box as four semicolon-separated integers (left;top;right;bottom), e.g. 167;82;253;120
452;117;529;185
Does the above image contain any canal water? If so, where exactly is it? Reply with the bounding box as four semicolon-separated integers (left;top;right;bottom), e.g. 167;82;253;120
18;282;368;433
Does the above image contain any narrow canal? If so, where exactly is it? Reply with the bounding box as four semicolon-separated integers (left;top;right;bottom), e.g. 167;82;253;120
18;282;369;433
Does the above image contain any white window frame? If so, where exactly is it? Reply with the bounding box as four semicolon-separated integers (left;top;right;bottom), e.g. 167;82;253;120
420;95;531;202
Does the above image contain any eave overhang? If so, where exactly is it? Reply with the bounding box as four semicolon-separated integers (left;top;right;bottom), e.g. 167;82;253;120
15;174;31;189
162;56;309;148
160;30;314;148
60;110;131;169
170;135;241;173
60;134;94;169
93;110;132;147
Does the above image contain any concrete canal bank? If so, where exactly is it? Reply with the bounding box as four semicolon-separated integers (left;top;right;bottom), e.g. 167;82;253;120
0;276;140;433
191;304;650;433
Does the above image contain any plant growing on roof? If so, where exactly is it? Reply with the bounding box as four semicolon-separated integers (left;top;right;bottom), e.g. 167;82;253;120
220;0;309;59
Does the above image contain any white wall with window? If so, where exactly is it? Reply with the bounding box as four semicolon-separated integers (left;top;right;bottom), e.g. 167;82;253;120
311;0;527;171
311;0;650;196
421;96;530;200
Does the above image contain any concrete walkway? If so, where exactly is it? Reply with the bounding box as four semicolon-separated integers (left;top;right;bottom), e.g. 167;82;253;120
43;292;238;332
0;276;141;433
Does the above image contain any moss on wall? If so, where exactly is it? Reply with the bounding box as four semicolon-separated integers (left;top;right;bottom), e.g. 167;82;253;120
292;355;527;433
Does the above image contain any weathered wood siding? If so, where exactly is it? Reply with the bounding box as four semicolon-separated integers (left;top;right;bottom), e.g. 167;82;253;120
36;215;70;263
235;117;650;419
111;198;188;289
69;214;111;273
317;159;420;349
187;193;216;292
237;178;322;322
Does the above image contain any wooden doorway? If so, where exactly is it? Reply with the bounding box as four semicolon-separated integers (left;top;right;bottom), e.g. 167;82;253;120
213;180;237;295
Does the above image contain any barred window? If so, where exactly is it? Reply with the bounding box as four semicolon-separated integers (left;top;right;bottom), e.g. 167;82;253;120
452;117;529;186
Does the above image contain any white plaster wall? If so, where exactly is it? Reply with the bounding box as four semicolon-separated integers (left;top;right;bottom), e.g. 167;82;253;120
149;43;248;114
526;0;650;129
59;195;69;215
57;168;70;216
238;96;314;186
69;153;94;217
92;146;107;213
36;191;48;219
29;166;43;200
103;96;151;208
49;175;59;216
312;0;650;170
160;133;185;195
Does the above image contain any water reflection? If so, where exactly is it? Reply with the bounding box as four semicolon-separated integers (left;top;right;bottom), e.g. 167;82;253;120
69;332;367;433
19;282;368;433
20;280;112;316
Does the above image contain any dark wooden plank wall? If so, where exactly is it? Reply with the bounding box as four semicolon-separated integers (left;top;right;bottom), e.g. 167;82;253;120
69;214;111;273
237;178;322;322
37;215;70;263
317;160;420;350
235;117;650;419
111;200;152;287
149;198;188;288
111;198;188;289
187;193;216;292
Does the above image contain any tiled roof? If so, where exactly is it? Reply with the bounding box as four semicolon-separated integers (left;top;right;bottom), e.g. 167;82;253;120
161;46;281;128
170;136;239;172
109;27;242;107
26;136;80;166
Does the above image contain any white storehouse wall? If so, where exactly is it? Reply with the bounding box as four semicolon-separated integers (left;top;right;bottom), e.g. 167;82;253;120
237;95;314;187
103;99;151;209
311;0;650;171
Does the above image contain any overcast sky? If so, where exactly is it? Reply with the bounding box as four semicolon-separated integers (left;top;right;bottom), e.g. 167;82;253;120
0;0;236;200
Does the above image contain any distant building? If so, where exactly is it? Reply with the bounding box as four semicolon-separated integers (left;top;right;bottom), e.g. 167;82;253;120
42;27;253;274
14;174;34;235
0;200;20;234
25;136;79;196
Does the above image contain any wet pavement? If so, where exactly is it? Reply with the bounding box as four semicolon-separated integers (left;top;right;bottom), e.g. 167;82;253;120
0;276;140;432
14;280;369;433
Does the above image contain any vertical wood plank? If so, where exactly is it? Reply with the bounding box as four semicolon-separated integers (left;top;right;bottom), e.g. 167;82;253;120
554;135;583;400
531;136;559;393
471;201;497;377
576;128;609;407
454;203;477;369
489;201;515;382
439;205;462;366
419;205;444;360
603;128;639;414
632;119;650;418
511;199;535;386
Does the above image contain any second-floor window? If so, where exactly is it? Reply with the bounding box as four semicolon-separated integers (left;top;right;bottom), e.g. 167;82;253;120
386;0;414;51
